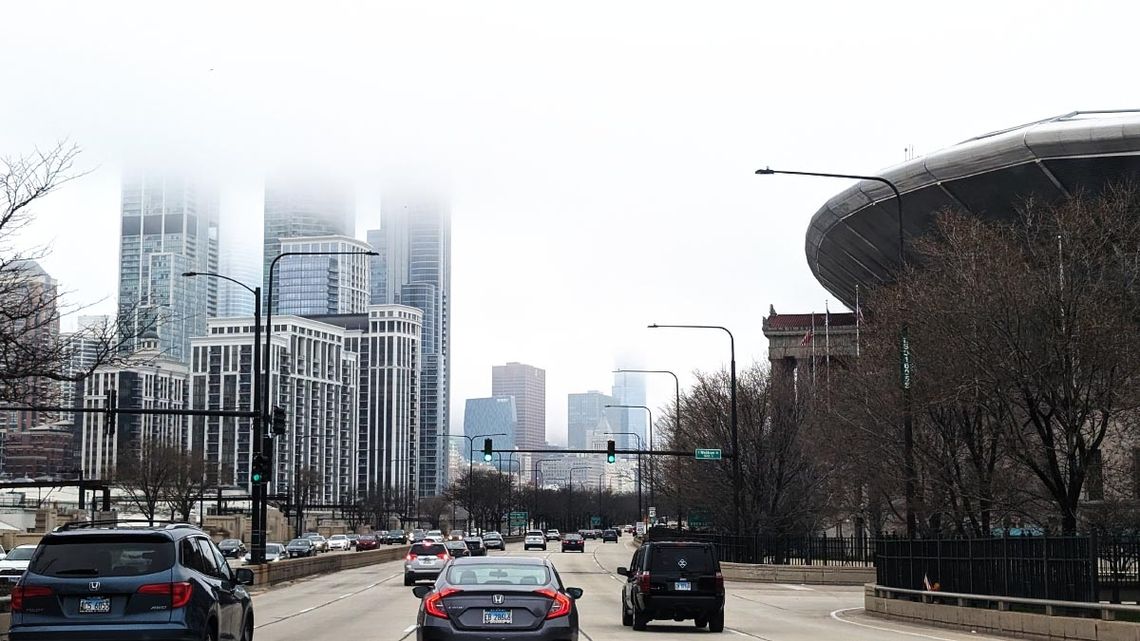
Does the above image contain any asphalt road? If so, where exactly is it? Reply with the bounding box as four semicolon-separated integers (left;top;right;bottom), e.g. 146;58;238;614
250;539;1012;641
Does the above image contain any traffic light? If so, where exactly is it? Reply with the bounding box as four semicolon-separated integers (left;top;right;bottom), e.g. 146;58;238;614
606;439;616;464
271;406;287;435
251;454;268;485
104;389;117;437
482;438;493;462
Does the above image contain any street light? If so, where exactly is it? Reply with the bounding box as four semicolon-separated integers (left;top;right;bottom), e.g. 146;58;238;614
754;167;915;539
614;369;681;507
447;433;506;532
183;271;265;563
648;323;740;536
604;430;643;519
567;466;590;531
606;405;654;512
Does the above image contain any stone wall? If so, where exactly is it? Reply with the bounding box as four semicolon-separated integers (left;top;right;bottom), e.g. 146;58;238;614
720;562;875;585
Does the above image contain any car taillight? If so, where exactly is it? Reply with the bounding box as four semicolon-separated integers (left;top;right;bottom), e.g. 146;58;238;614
715;571;724;590
11;585;53;612
638;571;651;592
437;553;449;560
535;587;572;619
138;582;193;609
406;553;417;561
423;587;461;619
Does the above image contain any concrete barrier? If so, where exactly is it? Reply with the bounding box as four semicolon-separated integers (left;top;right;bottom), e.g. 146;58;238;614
720;562;874;585
865;584;1140;641
247;546;410;586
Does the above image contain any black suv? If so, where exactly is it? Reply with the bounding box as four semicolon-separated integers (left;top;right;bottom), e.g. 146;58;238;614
10;521;256;641
618;541;725;632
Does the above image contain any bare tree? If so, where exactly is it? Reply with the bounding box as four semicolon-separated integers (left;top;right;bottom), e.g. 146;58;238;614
164;447;207;523
115;439;176;525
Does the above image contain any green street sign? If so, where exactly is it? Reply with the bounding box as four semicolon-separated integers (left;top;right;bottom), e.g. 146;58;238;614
695;448;722;460
509;511;528;527
591;515;602;526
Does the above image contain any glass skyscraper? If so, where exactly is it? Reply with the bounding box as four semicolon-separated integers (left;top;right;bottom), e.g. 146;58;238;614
611;372;647;452
117;173;219;363
277;235;371;316
463;397;517;458
567;391;616;450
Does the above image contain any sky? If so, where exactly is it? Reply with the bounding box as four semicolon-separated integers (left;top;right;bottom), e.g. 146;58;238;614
2;0;1137;443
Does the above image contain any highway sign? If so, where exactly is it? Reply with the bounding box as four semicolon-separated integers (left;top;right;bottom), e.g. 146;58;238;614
590;515;602;527
509;511;528;527
695;448;722;460
648;506;656;519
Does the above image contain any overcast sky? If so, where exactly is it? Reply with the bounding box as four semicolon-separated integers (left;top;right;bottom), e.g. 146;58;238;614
2;1;1136;443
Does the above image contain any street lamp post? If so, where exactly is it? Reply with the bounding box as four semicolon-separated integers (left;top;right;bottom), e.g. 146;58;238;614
648;324;740;536
447;433;506;533
534;459;559;529
604;430;643;520
754;167;915;539
567;467;590;531
183;271;265;563
606;405;654;513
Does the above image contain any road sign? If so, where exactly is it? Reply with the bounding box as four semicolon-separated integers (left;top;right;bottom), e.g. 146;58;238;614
687;509;712;528
509;511;528;527
591;515;602;527
648;506;656;519
695;448;722;460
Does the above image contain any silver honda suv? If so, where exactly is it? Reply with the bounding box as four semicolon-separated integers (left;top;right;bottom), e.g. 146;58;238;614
403;542;450;586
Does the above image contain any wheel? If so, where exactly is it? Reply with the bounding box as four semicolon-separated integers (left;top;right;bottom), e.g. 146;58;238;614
633;607;650;631
622;601;633;627
709;609;724;632
694;617;707;629
404;573;414;586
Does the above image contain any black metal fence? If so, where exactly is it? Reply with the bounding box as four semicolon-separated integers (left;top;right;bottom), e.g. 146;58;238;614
644;528;875;566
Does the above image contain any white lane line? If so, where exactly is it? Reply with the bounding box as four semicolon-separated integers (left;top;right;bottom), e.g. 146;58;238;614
402;624;417;633
776;583;814;591
297;607;315;614
829;607;993;641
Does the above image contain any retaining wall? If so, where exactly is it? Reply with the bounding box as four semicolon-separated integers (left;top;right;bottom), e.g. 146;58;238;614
246;545;410;586
721;562;874;585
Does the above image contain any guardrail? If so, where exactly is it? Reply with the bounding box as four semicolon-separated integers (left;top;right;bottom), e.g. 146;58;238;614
870;584;1140;621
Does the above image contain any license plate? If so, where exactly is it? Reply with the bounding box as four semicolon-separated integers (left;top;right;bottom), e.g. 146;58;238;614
674;581;691;591
422;558;435;564
79;596;111;614
483;608;512;624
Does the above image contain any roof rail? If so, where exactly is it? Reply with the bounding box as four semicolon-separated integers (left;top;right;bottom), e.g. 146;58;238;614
54;519;198;532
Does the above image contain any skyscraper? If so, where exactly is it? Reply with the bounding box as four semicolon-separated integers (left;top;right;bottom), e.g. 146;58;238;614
277;236;371;315
611;371;647;452
367;192;451;496
263;176;353;313
117;173;219;363
492;362;546;449
567;391;616;450
217;247;259;317
463;397;517;456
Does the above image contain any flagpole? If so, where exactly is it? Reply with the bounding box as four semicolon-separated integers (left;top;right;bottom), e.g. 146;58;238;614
811;312;816;388
825;301;831;396
855;285;861;358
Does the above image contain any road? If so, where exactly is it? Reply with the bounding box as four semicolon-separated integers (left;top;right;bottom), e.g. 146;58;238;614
250;539;1011;641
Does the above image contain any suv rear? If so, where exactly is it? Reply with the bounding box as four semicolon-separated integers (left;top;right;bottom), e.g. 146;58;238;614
10;521;256;641
403;542;450;586
619;541;724;632
523;530;547;551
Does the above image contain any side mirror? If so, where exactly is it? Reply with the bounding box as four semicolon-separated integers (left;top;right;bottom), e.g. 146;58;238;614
412;585;432;599
566;587;584;599
234;568;256;586
616;567;628;576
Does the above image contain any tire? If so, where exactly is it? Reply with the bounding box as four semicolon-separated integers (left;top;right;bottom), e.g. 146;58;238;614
404;573;414;586
633;607;650;631
694;617;707;629
622;601;633;627
709;609;724;633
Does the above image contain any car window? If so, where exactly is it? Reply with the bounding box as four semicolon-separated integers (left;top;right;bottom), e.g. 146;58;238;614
29;535;175;578
194;538;228;579
4;546;36;561
649;545;716;573
411;543;446;555
630;549;641;570
445;563;550;586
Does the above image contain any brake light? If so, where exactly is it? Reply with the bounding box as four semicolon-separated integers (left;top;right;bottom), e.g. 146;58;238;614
138;582;193;609
535;587;572;619
638;571;651;592
423;587;461;619
406;553;417;561
11;585;53;612
715;571;724;590
437;552;449;560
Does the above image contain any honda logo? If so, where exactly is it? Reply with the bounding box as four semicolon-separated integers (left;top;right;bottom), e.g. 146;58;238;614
677;558;688;569
89;581;101;591
492;594;505;605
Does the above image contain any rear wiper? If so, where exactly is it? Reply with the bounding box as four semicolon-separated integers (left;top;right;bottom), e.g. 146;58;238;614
55;568;99;576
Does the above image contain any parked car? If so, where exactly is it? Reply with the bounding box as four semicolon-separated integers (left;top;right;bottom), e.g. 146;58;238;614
243;542;285;564
411;557;583;639
9;521;255;641
482;531;505;550
561;533;585;553
327;534;351;551
0;545;36;583
304;533;328;553
619;540;725;631
602;528;619;543
217;538;247;558
463;535;486;557
286;537;318;558
355;534;380;551
404;542;450;586
524;529;548;551
545;529;561;541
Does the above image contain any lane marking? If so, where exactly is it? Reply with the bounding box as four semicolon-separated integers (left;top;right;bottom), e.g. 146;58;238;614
726;627;775;640
776;583;814;591
830;607;998;640
254;574;398;629
402;624;417;633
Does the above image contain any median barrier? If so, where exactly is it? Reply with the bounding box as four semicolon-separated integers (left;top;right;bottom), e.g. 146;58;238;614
866;584;1140;641
720;562;874;586
246;545;411;587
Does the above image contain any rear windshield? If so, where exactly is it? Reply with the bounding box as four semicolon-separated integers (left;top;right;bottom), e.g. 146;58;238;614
564;534;582;540
650;545;717;573
526;531;543;536
411;543;446;555
5;546;36;561
446;563;551;586
288;539;310;546
29;535;175;578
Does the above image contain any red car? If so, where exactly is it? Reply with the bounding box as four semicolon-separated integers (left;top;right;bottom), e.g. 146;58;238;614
356;534;380;551
561;533;585;552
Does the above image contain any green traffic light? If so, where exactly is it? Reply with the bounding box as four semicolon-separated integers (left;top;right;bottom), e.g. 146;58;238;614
483;453;493;462
252;473;263;483
607;454;616;464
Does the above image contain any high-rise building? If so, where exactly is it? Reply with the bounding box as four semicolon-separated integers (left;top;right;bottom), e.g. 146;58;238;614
218;247;259;317
492;363;546;449
117;173;219;363
463;397;517;458
611;371;647;452
567;391;616;450
0;260;61;435
277;236;371;316
367;192;451;496
59;315;109;470
263;176;353;314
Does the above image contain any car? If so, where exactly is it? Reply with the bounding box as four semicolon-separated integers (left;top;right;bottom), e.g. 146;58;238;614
545;529;561;541
482;531;505;551
9;521;255;641
523;530;547;551
0;544;36;583
561;533;585;553
463;536;486;557
243;542;285;564
444;541;471;559
217;538;247;558
327;534;351;551
386;529;407;545
405;542;451;586
346;533;360;548
286;537;318;558
448;530;466;541
618;540;725;632
411;529;427;543
304;533;328;553
601;529;619;543
355;534;380;551
411;556;583;641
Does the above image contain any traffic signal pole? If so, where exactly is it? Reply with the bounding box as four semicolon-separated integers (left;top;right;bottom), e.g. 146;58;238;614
250;286;266;564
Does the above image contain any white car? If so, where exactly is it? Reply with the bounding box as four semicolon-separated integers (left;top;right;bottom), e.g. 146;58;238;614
545;529;561;541
0;545;36;583
327;534;351;551
243;542;286;564
524;529;547;551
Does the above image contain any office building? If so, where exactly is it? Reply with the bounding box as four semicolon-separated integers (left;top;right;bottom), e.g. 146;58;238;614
0;260;61;436
567;390;616;450
263;176;353;313
217;248;260;317
463;397;517;459
276;236;371;316
117;173;219;363
492;362;546;449
611;371;647;452
367;192;451;495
